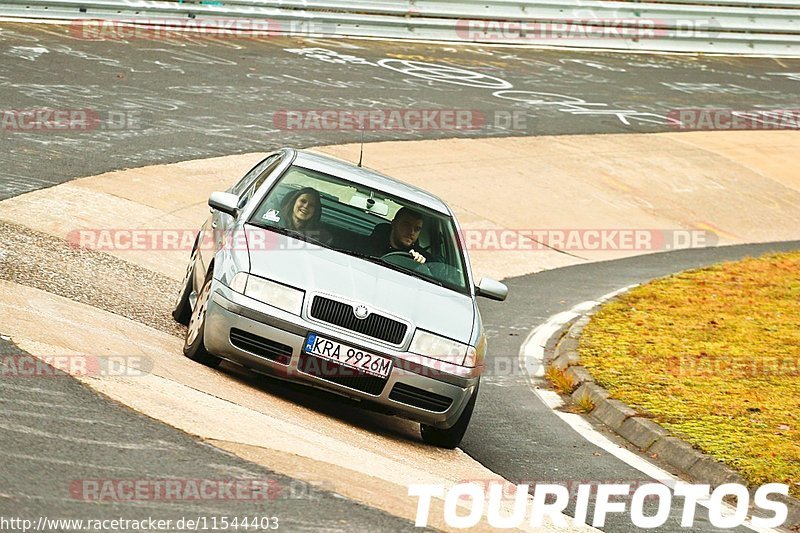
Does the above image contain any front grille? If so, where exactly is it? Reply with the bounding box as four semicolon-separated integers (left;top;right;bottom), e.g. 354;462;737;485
389;383;453;412
309;296;407;345
230;328;292;365
297;352;387;396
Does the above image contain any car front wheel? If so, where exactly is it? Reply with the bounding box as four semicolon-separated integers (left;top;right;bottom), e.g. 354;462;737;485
172;247;198;325
183;270;221;368
420;384;479;449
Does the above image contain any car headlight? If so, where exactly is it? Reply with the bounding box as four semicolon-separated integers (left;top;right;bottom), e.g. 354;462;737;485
410;330;476;367
229;272;304;315
229;272;248;294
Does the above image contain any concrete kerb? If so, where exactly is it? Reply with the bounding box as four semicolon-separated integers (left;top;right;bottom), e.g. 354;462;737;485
548;302;800;529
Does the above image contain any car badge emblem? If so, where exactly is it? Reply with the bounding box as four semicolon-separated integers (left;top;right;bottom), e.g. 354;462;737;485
353;305;369;320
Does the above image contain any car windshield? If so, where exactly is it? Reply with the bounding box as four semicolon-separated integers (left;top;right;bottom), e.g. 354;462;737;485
248;165;470;294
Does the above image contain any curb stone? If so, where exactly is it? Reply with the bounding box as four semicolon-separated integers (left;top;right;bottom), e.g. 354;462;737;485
571;382;609;405
618;417;670;450
565;365;594;385
649;437;704;473
548;308;800;530
592;399;638;431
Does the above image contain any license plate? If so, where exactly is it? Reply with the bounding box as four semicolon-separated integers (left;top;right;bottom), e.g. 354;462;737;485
303;333;392;379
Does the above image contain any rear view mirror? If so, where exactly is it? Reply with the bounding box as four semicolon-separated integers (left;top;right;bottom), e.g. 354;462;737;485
208;192;239;217
476;278;508;301
349;194;389;216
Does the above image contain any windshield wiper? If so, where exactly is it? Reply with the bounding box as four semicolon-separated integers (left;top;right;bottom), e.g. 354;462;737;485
332;247;374;261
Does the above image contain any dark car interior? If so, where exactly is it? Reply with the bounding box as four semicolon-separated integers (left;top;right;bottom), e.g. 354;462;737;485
249;179;468;291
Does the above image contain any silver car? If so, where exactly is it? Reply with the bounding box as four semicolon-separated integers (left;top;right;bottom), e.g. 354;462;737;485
173;148;507;448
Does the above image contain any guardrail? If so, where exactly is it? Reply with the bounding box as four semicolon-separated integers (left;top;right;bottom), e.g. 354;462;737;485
1;0;799;55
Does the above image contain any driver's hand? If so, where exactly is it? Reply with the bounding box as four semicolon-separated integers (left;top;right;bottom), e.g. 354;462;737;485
409;249;426;264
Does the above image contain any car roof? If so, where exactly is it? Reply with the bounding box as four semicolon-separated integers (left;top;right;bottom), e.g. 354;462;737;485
290;148;451;215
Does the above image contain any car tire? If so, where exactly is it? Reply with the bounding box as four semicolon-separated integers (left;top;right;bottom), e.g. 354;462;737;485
420;384;479;449
183;269;221;368
172;247;198;325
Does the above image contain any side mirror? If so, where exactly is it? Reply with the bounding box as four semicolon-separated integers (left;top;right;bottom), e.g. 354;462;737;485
208;192;239;218
476;277;508;301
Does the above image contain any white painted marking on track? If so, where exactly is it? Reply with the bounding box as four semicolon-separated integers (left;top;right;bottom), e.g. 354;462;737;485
521;310;579;379
6;490;239;514
0;382;66;396
4;452;138;472
518;286;635;401
5;45;49;61
520;285;779;533
0;397;72;408
535;388;566;410
0;408;124;427
0;422;182;451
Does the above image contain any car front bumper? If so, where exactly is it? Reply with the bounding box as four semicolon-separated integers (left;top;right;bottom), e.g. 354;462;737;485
203;282;480;428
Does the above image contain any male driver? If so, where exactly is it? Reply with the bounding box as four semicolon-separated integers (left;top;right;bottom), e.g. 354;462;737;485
371;207;428;263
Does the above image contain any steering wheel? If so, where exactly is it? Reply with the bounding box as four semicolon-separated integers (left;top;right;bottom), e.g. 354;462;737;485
380;251;432;275
380;251;415;259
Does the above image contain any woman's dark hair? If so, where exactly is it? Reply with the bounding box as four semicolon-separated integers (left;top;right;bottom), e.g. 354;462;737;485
280;186;322;229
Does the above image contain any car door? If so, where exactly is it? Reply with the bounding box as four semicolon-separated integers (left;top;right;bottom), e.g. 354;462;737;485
195;153;282;289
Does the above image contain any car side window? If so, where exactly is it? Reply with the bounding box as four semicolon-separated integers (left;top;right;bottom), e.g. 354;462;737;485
238;155;283;207
230;154;280;198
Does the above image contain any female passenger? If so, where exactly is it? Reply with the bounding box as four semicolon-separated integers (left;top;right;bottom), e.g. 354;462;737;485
279;187;331;244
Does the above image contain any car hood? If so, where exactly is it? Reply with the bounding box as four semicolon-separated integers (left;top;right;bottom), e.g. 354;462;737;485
245;226;475;343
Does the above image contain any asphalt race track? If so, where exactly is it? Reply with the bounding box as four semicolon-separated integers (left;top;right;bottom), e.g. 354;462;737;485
2;23;800;198
2;21;800;532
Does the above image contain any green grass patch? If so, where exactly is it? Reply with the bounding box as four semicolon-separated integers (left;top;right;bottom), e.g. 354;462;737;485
580;251;800;498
